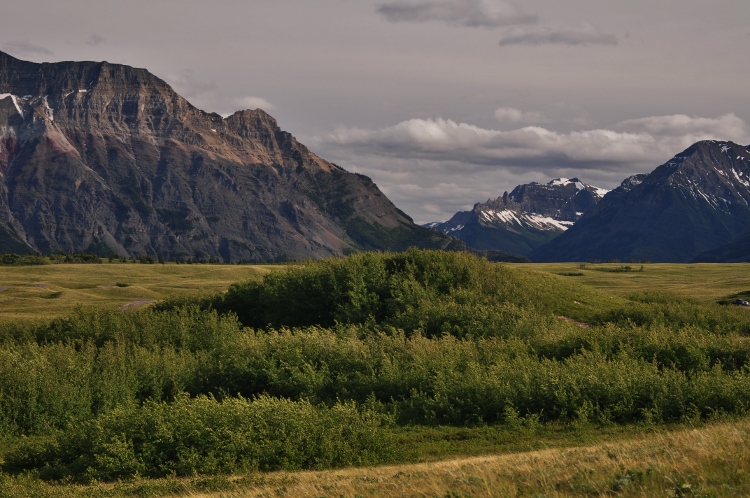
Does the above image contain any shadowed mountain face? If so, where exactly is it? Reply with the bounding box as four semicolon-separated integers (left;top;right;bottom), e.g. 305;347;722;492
425;178;608;256
0;51;461;261
531;141;750;263
695;225;750;263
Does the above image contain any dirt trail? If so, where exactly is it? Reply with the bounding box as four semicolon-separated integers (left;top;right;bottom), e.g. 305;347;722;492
119;300;155;310
188;420;750;497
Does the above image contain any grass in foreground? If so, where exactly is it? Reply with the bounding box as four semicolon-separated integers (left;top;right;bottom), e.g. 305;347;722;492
1;419;747;497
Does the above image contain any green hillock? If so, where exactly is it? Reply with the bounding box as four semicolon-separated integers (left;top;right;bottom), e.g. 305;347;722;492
168;248;608;333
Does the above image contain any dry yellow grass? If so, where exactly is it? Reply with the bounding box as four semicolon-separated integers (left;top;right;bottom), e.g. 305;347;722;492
3;261;748;321
519;262;750;302
179;420;749;497
0;263;276;320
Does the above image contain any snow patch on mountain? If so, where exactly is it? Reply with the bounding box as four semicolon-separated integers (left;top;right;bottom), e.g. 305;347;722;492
548;178;608;197
43;95;53;121
731;168;750;188
0;94;23;116
549;178;571;187
524;214;575;231
478;209;574;231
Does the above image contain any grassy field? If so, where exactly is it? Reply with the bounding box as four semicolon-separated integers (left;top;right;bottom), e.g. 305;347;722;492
2;261;747;320
2;254;750;497
0;262;274;320
519;262;750;302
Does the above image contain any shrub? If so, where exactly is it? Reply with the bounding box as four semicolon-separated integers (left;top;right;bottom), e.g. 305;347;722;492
207;249;594;336
4;395;392;481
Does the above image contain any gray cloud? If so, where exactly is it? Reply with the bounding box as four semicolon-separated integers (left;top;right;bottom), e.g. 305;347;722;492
85;34;106;46
320;113;749;175
377;0;537;28
317;112;749;222
498;23;618;46
616;114;749;139
323;118;644;169
2;40;53;57
328;152;630;223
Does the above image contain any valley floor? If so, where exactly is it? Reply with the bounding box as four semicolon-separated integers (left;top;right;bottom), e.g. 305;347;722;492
519;262;750;302
0;262;273;320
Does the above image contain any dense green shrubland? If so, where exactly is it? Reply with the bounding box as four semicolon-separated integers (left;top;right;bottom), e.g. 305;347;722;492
4;395;388;481
159;249;608;334
4;249;750;480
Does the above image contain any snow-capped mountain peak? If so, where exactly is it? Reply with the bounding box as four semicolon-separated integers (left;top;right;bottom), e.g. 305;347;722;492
532;140;750;263
423;176;607;256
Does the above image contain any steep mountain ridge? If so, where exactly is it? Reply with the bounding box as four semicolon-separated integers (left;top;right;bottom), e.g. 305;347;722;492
426;178;608;256
0;51;460;261
531;141;750;262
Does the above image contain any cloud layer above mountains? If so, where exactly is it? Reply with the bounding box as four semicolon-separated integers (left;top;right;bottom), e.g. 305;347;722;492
323;113;748;170
316;112;750;222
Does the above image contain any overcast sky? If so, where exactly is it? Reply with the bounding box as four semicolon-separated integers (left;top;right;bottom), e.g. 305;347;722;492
2;0;749;223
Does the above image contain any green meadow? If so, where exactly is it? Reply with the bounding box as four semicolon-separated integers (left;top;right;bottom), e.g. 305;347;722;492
0;252;749;497
521;261;750;302
0;262;273;320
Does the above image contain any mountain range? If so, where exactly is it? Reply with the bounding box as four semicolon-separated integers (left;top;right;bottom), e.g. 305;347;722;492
0;51;461;262
425;178;608;257
3;52;750;264
530;140;750;262
428;140;750;263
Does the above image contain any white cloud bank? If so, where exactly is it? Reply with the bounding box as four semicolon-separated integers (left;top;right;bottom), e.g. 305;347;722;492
316;112;750;223
322;113;749;171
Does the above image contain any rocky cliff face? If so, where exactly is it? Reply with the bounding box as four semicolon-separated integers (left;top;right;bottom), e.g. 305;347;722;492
531;141;750;263
0;51;460;261
426;178;608;256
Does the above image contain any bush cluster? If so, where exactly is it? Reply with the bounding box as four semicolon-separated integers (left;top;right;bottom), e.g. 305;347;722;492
166;249;593;336
0;253;46;266
5;395;389;481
